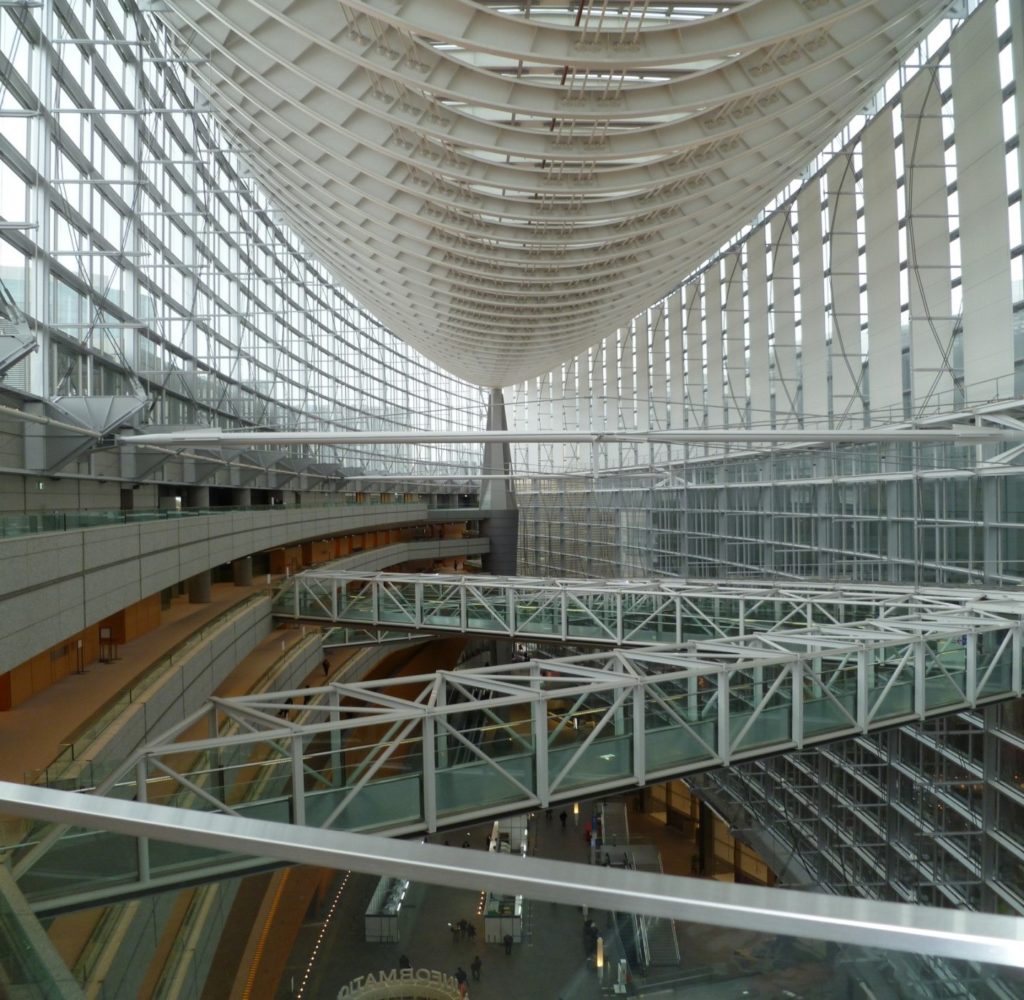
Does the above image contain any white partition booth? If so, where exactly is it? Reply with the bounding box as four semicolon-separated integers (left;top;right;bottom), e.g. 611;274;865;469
364;877;411;943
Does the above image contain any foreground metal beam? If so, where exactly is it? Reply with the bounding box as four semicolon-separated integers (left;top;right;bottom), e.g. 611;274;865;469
118;427;1024;448
1;779;1022;968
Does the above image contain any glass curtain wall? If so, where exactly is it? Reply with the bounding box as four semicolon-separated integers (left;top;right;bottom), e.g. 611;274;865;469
0;0;486;478
510;0;1024;953
514;0;1024;587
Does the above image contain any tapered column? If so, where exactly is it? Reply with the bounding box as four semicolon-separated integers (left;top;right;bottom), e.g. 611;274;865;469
798;181;827;427
482;387;518;576
770;211;799;427
863;109;903;417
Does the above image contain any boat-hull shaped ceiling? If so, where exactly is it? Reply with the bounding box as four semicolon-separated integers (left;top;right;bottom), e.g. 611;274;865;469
158;0;952;387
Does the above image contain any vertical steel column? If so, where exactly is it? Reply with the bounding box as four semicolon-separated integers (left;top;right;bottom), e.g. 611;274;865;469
981;479;999;584
856;648;869;729
886;480;901;583
328;690;343;787
914;641;927;719
966;632;977;704
436;681;449;770
208;708;224;805
533;697;549;806
1013;625;1022;695
791;662;804;748
136;757;150;882
980;709;999;912
717;670;731;764
633;684;646;784
291;735;306;826
422;716;437;832
28;0;54;396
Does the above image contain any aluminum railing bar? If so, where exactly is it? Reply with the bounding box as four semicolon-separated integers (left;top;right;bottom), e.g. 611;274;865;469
1;780;1022;967
122;428;1024;446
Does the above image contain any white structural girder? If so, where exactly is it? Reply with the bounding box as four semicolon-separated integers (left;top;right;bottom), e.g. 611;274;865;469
152;1;954;386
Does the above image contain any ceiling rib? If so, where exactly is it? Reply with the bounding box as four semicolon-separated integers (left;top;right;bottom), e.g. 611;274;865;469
157;0;953;387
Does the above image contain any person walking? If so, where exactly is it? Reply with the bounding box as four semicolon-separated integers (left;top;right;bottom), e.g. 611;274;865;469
455;966;468;999
503;933;513;955
471;955;482;981
559;809;567;831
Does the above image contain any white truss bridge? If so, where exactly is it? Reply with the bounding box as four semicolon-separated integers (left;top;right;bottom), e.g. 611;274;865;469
11;575;1024;914
275;570;1024;646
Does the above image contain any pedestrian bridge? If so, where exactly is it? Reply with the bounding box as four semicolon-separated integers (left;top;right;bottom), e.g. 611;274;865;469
10;583;1023;914
273;571;1020;647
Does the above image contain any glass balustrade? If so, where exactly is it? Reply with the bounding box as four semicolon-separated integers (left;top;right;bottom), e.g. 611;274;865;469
0;497;443;540
9;620;1020;911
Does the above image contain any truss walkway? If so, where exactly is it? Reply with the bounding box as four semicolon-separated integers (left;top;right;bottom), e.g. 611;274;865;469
273;571;1021;646
9;586;1023;914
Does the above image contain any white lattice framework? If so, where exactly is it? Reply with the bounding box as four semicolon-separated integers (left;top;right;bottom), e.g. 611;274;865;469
10;588;1023;914
276;570;1024;644
151;0;957;386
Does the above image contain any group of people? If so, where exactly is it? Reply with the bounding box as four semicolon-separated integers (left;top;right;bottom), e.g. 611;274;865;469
454;955;482;998
448;917;476;942
399;953;481;996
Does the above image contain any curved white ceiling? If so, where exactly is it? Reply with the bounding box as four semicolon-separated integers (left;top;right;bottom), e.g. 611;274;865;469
159;0;951;387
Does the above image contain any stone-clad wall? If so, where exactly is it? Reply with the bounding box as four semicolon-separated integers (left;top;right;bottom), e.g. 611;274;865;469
0;503;429;670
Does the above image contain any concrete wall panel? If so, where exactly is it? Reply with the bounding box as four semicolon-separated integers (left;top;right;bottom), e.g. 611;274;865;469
0;503;444;669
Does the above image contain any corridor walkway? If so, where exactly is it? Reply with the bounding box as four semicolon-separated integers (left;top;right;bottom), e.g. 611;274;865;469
0;582;270;784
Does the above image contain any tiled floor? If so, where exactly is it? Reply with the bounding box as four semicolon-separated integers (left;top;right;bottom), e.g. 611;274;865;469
272;796;847;999
0;582;276;784
278;805;708;1000
281;815;617;1000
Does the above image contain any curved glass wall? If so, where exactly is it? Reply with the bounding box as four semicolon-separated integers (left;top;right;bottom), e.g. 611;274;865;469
0;0;486;478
